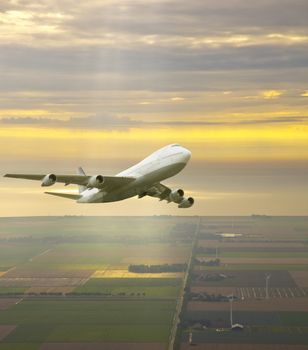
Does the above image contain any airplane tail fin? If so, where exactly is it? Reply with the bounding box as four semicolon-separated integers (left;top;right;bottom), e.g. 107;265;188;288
77;166;87;193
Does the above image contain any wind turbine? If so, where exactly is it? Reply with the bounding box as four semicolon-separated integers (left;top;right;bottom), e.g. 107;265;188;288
265;273;271;299
229;294;234;327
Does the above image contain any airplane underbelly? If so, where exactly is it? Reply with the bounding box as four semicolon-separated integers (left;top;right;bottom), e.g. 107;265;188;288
146;162;186;182
102;190;137;202
84;162;186;203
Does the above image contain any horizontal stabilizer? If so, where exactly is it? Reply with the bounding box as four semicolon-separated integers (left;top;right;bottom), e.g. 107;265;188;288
44;192;81;200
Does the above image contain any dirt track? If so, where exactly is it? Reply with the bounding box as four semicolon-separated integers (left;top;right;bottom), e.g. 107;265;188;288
0;325;16;340
0;298;21;310
290;271;308;287
40;343;165;350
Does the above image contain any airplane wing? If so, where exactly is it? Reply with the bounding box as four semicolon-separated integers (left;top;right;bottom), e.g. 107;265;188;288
4;173;136;191
143;183;172;201
4;174;86;185
143;183;194;208
44;192;82;200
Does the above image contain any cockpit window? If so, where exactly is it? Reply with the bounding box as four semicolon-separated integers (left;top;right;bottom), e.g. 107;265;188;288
171;144;180;147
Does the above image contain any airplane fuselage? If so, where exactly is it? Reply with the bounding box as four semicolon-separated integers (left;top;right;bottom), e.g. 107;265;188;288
4;144;194;208
78;144;191;203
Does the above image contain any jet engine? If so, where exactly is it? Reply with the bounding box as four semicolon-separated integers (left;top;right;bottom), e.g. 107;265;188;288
169;189;184;203
178;197;194;208
41;173;57;187
87;175;104;188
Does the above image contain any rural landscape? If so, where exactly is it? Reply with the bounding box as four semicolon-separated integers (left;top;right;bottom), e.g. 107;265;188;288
0;216;307;349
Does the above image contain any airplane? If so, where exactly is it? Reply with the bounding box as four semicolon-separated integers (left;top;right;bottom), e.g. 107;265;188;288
4;144;194;208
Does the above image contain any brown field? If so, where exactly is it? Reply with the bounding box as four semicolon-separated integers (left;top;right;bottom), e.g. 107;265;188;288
220;258;308;264
192;270;296;287
0;325;16;341
191;286;308;299
40;343;165;350
290;271;308;287
198;240;306;249
200;228;288;237
181;344;308;350
3;268;93;278
187;298;308;311
0;277;88;288
0;298;21;310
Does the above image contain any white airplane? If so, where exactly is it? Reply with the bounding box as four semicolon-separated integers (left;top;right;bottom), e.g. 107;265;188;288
4;144;194;208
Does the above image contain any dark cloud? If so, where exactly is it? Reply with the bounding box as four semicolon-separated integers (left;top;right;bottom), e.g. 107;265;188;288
63;0;308;36
1;42;308;77
0;0;307;125
0;1;307;107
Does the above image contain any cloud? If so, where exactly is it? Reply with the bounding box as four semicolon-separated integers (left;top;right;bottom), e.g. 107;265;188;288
261;90;284;99
2;1;308;45
1;114;308;129
0;117;55;125
0;114;137;128
0;0;307;216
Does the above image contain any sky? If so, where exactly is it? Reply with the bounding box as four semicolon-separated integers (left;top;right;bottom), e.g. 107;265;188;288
0;0;308;216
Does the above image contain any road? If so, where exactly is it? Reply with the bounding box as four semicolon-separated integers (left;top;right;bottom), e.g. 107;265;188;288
168;216;201;350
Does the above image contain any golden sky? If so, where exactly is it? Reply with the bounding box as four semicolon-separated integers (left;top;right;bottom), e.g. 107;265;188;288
0;0;308;216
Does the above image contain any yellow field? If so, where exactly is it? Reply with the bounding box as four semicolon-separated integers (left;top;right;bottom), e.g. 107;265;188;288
92;269;184;279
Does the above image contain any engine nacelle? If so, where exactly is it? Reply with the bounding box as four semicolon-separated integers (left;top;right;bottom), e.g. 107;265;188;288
41;173;57;187
178;197;194;208
87;175;104;188
169;189;184;204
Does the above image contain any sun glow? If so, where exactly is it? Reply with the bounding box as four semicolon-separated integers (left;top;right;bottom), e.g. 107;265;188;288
1;124;308;161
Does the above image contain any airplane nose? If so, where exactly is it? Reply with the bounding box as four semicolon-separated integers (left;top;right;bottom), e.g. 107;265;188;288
182;148;191;163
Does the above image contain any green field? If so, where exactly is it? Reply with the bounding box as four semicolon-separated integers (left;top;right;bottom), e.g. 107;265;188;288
182;328;308;345
74;277;182;297
5;324;171;343
0;243;49;270
27;242;190;267
1;299;176;343
185;310;308;327
0;216;193;241
0;344;39;350
0;287;28;294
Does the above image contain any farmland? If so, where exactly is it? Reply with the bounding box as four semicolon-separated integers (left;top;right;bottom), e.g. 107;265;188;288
177;216;308;349
74;278;182;298
0;216;308;349
0;216;195;349
1;300;175;342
